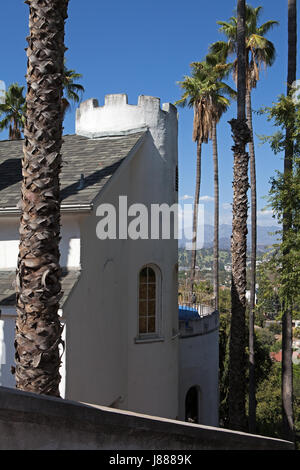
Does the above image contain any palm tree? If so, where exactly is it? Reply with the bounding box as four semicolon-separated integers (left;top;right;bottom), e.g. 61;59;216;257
175;61;235;297
0;83;26;140
62;62;85;117
196;57;236;311
210;4;278;432
282;0;297;443
14;0;69;396
175;69;211;294
225;0;251;432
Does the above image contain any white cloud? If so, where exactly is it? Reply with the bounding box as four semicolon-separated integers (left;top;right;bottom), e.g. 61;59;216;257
257;209;276;226
180;195;214;203
199;195;214;203
257;209;273;216
222;202;232;210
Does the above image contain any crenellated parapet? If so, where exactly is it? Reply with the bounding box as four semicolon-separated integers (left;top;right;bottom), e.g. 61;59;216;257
76;94;178;140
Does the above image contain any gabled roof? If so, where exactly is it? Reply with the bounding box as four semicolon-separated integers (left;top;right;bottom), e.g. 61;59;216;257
0;269;80;308
0;131;146;213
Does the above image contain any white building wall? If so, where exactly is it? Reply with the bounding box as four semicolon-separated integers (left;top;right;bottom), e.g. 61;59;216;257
0;309;16;389
65;94;179;419
179;312;219;427
0;214;81;395
0;214;81;270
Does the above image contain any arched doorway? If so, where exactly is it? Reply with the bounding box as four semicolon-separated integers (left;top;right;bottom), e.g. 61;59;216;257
185;386;199;423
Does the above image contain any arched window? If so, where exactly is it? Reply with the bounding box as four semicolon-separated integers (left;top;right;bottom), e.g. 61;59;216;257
138;265;159;335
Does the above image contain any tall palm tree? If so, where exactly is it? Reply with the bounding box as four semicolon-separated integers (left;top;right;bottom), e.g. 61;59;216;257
14;0;69;396
175;61;235;296
62;62;85;117
225;0;251;432
282;0;297;443
210;4;278;432
175;69;211;294
196;56;236;311
0;83;26;140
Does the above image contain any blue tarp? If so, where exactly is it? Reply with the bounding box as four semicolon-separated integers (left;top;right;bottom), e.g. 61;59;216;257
178;305;200;321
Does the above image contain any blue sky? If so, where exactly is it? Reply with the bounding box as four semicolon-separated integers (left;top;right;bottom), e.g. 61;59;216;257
0;0;298;227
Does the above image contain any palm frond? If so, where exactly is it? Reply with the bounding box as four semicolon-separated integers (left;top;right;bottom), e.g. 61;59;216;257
257;20;279;37
0;83;26;138
217;20;237;40
63;62;85;109
215;5;278;91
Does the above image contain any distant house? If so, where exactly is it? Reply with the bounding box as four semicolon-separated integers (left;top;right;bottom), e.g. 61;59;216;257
0;94;219;426
270;351;282;363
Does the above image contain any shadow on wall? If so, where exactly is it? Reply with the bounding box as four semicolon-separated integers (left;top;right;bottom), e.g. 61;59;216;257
0;159;22;192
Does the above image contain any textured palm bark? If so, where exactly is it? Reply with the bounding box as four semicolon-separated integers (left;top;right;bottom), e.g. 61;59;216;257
246;89;257;434
191;140;202;293
212;120;219;312
228;0;250;432
281;0;297;443
228;118;251;432
14;0;69;396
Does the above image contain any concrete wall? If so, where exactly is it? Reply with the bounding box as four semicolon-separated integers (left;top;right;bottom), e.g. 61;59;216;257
0;387;293;450
65;96;179;419
179;311;219;427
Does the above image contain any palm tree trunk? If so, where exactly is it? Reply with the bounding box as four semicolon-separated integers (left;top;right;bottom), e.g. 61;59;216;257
281;0;297;443
191;139;202;293
14;0;69;396
246;88;257;433
212;120;219;311
12;115;21;140
228;0;250;432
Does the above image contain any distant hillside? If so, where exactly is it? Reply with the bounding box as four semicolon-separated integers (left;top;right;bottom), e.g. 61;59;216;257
179;224;280;251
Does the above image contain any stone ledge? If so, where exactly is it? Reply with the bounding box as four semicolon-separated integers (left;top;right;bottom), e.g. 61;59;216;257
0;387;294;450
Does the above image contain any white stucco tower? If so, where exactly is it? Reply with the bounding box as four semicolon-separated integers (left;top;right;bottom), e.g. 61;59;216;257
67;94;179;419
75;94;178;202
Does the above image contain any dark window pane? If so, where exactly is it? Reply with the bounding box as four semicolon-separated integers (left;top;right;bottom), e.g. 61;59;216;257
139;284;147;300
139;317;147;334
148;284;156;300
148;301;156;316
148;317;156;333
140;268;148;283
148;267;155;283
139;301;147;316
